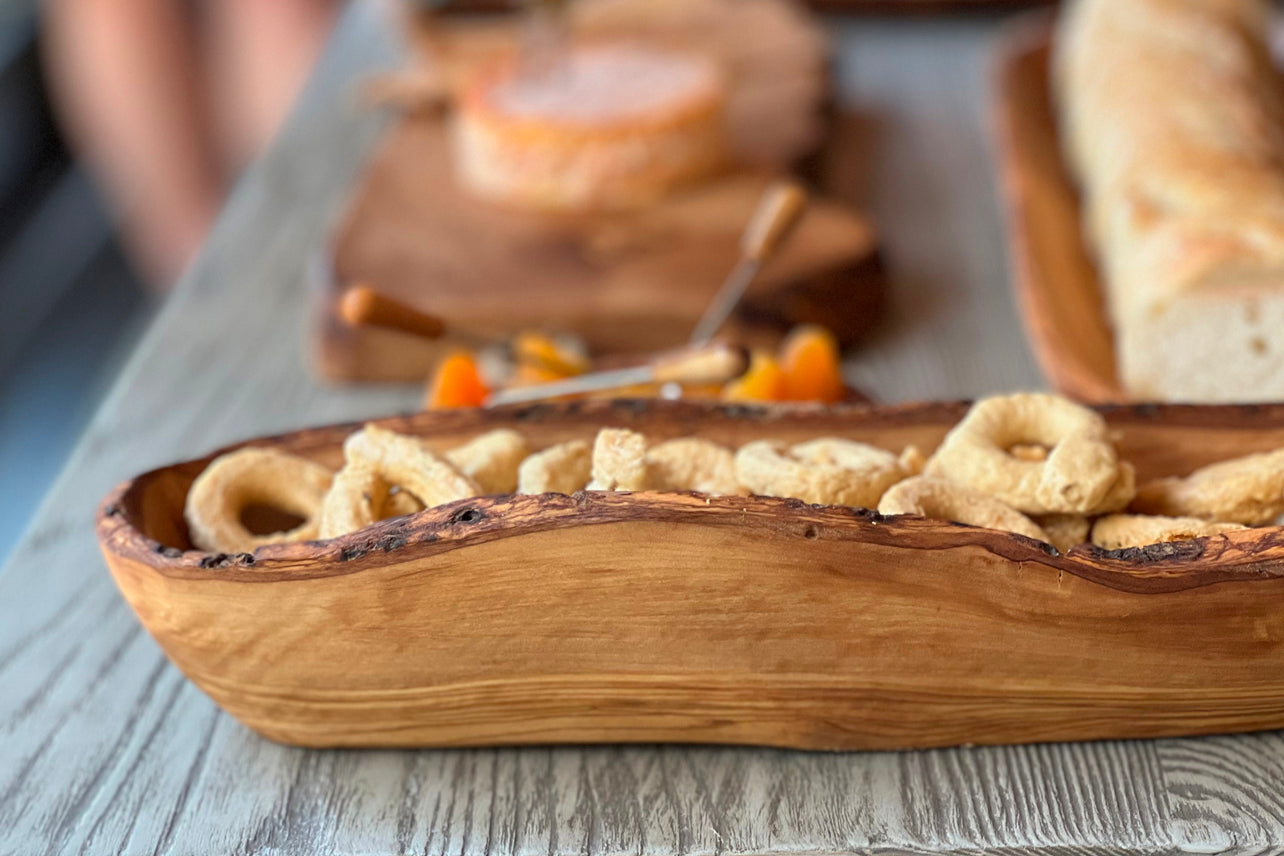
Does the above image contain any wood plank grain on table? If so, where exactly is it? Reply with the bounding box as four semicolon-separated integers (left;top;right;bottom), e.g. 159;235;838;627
1;3;1281;854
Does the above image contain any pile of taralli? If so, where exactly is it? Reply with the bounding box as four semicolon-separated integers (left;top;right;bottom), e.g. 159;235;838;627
184;392;1284;556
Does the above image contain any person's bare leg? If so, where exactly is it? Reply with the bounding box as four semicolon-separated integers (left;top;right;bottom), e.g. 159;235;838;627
204;0;340;172
43;0;225;291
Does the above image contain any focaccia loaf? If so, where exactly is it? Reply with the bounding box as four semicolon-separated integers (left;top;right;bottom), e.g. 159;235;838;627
1054;0;1284;401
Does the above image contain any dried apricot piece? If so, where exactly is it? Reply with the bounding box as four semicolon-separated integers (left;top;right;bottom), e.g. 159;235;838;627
425;351;489;409
778;325;844;403
721;350;786;402
509;362;570;387
512;331;590;377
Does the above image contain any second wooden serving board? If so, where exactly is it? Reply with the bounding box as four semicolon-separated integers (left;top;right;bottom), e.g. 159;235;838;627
311;8;884;382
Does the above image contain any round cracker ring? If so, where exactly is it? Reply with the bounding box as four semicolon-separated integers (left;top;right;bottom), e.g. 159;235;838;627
518;439;593;495
445;428;531;495
1130;448;1284;525
184;447;334;553
878;476;1050;542
735;438;905;508
645;437;745;496
1033;513;1091;553
318;425;480;539
317;462;397;540
588;428;650;491
1091;514;1247;551
926;393;1131;515
898;444;928;476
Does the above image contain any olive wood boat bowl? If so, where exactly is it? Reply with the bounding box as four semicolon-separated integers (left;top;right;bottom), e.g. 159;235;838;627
97;399;1284;750
992;16;1127;402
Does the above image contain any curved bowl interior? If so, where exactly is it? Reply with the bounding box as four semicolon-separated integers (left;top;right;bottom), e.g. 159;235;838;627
94;399;1284;750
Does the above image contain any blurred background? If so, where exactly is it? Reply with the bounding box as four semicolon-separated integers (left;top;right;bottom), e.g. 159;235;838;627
0;0;339;561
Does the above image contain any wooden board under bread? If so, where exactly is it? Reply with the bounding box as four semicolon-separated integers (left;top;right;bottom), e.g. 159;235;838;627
992;17;1127;402
311;8;884;383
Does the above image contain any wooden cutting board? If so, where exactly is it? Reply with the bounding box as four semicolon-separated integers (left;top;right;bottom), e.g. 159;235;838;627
310;4;883;383
313;128;881;382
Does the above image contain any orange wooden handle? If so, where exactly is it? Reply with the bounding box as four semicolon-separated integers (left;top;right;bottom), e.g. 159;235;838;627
740;181;808;264
339;285;447;340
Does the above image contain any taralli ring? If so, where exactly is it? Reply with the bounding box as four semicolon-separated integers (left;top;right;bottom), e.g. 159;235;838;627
926;393;1134;515
1033;513;1091;553
589;428;650;491
518;439;592;495
184;447;334;553
445;428;531;494
179;392;1284;557
317;463;395;540
877;476;1049;542
736;437;909;508
1091;514;1247;550
1130;448;1284;525
646;438;744;495
319;425;479;539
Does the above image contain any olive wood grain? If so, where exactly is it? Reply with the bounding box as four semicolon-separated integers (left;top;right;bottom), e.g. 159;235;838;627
992;17;1126;402
99;400;1284;750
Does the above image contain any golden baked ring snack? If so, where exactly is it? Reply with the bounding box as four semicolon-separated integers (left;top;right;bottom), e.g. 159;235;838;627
1091;515;1247;551
445;428;531;495
645;437;744;495
1130;449;1284;525
897;445;927;476
878;476;1049;542
384;487;424;518
1033;513;1091;553
317;463;390;540
184;447;333;553
926;393;1134;515
181;394;1284;555
518;440;593;495
792;438;902;472
318;425;479;539
589;428;651;491
735;438;907;508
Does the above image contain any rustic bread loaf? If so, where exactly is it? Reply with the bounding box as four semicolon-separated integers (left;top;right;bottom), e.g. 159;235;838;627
1054;0;1284;401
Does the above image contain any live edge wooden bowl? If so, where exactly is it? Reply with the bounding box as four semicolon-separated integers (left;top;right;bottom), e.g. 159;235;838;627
992;16;1128;403
97;399;1284;751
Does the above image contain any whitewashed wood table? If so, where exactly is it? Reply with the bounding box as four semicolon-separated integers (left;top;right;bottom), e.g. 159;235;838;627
4;3;1283;854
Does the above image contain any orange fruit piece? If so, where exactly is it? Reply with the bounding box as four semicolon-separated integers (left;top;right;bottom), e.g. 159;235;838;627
779;325;845;403
721;350;786;402
509;361;575;388
425;351;489;409
512;331;590;378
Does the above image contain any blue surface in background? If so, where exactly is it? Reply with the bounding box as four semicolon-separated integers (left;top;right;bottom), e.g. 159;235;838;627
0;243;149;565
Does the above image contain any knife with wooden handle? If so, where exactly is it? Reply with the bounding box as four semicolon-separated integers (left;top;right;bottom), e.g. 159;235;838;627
486;343;748;406
688;180;809;347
